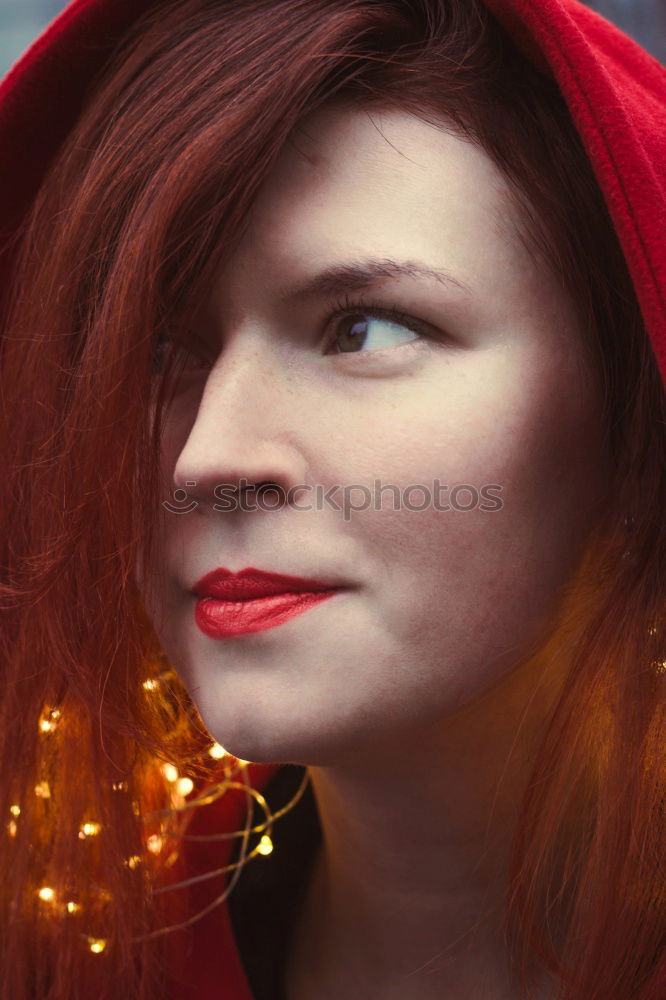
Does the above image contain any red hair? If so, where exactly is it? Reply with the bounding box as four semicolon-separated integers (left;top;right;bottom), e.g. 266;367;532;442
0;1;663;997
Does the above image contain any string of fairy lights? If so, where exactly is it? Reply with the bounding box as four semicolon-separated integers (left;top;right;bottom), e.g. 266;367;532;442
6;635;664;958
5;665;311;956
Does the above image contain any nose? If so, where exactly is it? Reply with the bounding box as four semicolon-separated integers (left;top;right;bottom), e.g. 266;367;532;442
171;334;310;508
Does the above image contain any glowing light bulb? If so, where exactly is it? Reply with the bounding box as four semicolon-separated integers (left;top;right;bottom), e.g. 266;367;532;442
79;821;101;838
257;834;274;856
176;777;194;796
162;763;179;783
34;781;51;798
88;938;107;954
66;901;80;914
142;678;159;691
209;743;227;759
39;708;61;733
9;804;20;816
7;820;17;837
125;855;142;870
112;781;128;791
38;887;55;902
147;834;163;854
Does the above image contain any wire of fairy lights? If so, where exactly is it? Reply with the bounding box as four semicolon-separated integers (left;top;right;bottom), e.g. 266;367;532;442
10;629;664;956
6;665;312;956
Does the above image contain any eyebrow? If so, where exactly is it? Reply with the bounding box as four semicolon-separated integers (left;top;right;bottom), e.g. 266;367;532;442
280;257;472;302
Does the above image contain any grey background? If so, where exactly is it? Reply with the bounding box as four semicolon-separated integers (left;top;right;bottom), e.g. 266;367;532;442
0;0;664;83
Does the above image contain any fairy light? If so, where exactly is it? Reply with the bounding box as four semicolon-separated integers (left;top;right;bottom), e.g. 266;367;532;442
162;763;179;783
6;808;18;838
146;834;163;854
79;821;101;839
257;834;274;856
9;668;310;958
39;707;62;733
163;762;196;796
175;777;194;796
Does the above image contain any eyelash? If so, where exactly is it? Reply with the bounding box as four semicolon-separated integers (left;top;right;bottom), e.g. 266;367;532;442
151;294;432;375
324;292;431;354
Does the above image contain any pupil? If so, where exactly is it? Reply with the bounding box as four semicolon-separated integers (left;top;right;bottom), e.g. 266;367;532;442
338;316;368;352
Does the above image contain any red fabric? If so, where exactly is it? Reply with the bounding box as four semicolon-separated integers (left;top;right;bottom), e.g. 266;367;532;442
161;761;281;1000
483;0;666;387
0;2;664;998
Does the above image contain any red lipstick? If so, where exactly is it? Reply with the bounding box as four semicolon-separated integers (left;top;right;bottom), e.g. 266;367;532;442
192;566;343;638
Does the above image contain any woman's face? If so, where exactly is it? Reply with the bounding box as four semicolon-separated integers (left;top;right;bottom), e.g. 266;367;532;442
139;103;611;766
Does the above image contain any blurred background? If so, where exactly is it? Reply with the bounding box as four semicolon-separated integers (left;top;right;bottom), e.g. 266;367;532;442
0;0;664;81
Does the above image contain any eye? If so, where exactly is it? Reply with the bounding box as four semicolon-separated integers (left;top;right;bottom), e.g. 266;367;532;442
326;296;428;355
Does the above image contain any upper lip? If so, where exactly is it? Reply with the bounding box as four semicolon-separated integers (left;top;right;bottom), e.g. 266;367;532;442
191;566;342;600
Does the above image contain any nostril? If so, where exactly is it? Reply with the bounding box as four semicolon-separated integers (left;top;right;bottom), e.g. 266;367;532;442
238;479;276;493
239;481;287;507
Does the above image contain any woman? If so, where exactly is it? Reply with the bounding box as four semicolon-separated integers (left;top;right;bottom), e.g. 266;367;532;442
0;1;663;998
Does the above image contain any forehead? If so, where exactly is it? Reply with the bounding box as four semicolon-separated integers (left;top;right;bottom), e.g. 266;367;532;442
205;101;576;345
245;102;516;250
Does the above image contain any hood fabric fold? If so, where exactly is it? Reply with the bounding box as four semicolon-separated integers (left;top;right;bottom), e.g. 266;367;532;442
0;2;664;998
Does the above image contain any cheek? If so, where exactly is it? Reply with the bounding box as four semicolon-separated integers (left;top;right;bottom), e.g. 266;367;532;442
348;354;608;710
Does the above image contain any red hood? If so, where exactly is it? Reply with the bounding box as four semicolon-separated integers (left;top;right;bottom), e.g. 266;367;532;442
0;3;663;999
0;0;664;386
162;760;281;1000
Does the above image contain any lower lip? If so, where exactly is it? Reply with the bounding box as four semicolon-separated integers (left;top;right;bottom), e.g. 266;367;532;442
194;590;339;638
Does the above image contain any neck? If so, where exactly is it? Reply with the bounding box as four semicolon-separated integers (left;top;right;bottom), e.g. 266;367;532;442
284;646;573;1000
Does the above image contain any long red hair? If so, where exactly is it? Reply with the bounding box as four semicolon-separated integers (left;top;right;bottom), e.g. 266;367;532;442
0;1;663;998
